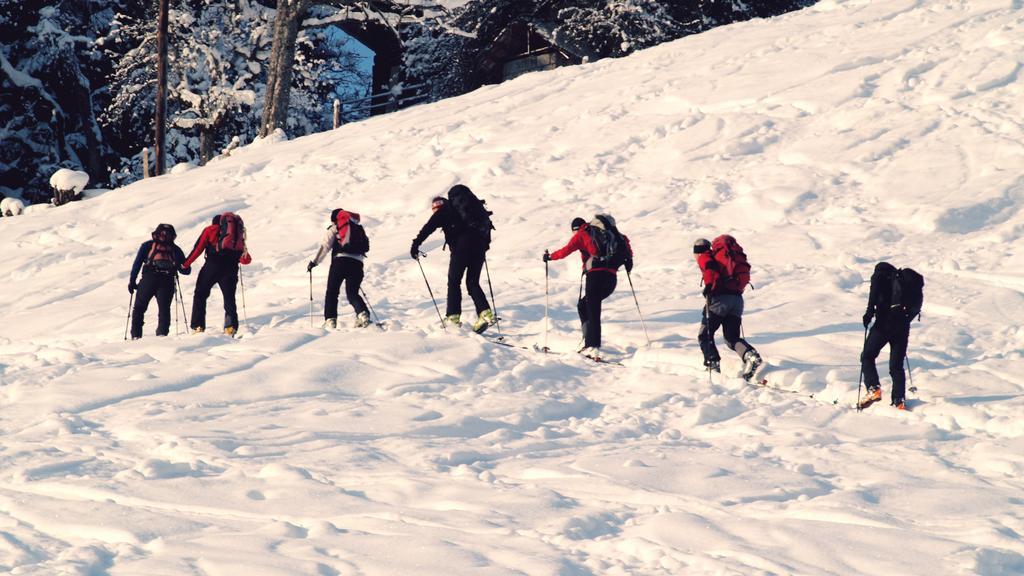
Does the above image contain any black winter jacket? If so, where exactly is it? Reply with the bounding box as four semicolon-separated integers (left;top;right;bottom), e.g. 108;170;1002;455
411;204;488;255
130;240;188;284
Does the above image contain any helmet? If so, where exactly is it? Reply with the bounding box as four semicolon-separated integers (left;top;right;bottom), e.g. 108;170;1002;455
430;196;446;211
152;223;176;242
571;217;586;231
693;238;711;254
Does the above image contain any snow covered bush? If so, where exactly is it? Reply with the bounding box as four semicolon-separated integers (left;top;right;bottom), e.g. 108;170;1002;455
49;167;89;206
1;197;25;216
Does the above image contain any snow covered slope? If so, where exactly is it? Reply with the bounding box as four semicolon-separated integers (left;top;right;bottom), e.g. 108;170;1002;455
2;0;1024;574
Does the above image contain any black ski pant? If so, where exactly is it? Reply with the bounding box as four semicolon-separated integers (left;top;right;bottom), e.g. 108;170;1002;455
861;318;910;402
577;271;617;348
191;260;239;331
699;294;754;365
131;271;175;338
324;257;367;319
446;249;489;317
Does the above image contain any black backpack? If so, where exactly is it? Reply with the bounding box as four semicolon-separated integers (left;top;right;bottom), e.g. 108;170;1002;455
448;185;493;245
892;268;924;320
343;221;370;254
586;214;627;270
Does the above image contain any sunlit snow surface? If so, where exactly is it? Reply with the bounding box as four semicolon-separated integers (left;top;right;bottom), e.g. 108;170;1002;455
2;1;1023;574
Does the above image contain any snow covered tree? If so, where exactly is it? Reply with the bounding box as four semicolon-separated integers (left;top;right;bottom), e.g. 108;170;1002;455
257;0;434;137
103;0;367;179
401;0;814;98
0;0;123;202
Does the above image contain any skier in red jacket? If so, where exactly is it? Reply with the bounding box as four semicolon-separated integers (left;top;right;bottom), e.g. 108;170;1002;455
693;237;761;379
544;215;633;360
182;213;252;336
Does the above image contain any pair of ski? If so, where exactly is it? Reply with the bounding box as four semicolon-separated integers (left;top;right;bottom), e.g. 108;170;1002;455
484;335;624;366
749;373;911;411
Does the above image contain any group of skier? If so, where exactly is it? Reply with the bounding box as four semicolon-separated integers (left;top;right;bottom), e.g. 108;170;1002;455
127;213;251;339
127;183;921;411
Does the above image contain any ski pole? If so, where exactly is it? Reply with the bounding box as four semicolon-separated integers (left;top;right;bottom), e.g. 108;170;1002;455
360;287;384;328
484;258;502;339
856;326;868;411
174;284;180;336
416;255;446;331
906;355;916;394
704;298;712;387
625;270;651;346
239;266;250;332
125;292;134;340
308;269;314;328
544;252;550;351
175;272;189;328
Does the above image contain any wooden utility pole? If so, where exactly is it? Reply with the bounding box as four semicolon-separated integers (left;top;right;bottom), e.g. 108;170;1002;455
154;0;169;175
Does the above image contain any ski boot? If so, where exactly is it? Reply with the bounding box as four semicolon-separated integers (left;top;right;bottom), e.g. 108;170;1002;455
323;318;337;330
857;386;882;410
579;346;602;362
741;350;763;381
224;326;236;337
193;327;205;334
706;360;721;374
445;314;462;327
472;309;496;334
354;312;371;328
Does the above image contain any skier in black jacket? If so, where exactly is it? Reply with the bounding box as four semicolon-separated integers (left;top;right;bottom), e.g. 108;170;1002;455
409;190;493;332
860;262;911;410
128;223;189;339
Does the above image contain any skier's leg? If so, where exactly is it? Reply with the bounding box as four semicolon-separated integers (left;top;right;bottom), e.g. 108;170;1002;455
586;272;616;348
888;323;910;402
722;315;752;358
324;259;343;320
860;324;888;391
220;266;239;331
577;288;590;346
191;264;216;330
464;252;489;314
446;252;467;317
342;259;368;315
154;275;174;336
698;307;723;366
131;274;157;338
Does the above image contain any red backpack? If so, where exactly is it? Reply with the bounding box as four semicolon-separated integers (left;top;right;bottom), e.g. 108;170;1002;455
335;210;370;254
146;224;177;273
216;212;246;254
711;234;751;293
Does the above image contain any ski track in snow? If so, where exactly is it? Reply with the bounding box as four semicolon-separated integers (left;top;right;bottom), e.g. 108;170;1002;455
2;1;1024;574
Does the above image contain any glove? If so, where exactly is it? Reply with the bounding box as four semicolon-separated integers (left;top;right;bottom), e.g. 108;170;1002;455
862;312;872;329
179;265;191;276
410;245;420;260
702;284;711;297
543;251;550;262
128;280;136;294
625;259;633;273
306;261;316;273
